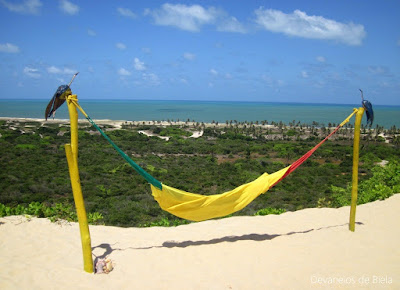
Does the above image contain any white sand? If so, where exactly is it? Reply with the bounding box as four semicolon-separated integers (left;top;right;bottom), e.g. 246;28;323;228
190;130;204;138
0;117;126;129
1;195;399;289
138;130;170;141
0;117;274;130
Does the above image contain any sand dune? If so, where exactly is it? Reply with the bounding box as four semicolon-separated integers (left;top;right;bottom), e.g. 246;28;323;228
1;194;399;289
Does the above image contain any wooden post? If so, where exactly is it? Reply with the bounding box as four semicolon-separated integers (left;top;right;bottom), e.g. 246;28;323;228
349;107;365;232
65;94;93;273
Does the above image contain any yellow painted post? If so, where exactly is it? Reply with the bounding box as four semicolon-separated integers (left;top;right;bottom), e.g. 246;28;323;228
65;94;93;273
349;107;365;232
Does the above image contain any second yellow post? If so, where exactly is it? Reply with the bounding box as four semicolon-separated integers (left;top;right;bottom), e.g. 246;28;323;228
349;107;364;232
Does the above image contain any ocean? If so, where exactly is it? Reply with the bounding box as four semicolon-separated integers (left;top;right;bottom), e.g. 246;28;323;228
0;99;399;129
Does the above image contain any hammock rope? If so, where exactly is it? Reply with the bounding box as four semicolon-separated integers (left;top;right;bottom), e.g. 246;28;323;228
70;98;358;221
271;108;358;187
72;99;162;189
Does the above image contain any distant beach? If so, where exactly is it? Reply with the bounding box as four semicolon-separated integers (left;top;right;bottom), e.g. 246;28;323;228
1;99;399;128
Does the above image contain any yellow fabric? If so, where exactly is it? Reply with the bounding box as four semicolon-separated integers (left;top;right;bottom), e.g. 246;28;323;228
151;166;290;221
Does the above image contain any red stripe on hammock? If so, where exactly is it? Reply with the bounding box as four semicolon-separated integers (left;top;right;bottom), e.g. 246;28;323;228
271;124;342;188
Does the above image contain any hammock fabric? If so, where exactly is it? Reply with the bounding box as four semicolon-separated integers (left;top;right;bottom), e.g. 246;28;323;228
151;111;356;221
72;99;357;222
151;167;290;221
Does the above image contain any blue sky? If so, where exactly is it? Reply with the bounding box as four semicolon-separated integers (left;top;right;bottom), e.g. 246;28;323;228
0;0;399;105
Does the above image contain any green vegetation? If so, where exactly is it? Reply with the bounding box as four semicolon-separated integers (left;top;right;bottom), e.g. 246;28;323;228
139;217;190;227
0;201;104;224
1;119;399;227
329;160;400;207
254;207;286;216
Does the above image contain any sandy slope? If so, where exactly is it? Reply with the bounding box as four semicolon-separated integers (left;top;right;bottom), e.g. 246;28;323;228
1;194;399;289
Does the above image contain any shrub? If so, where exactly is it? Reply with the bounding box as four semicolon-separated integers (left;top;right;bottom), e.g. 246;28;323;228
0;202;104;225
15;144;37;150
254;207;286;216
331;160;400;207
139;217;190;227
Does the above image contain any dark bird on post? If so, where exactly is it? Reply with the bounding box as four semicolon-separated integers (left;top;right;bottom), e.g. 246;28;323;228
45;72;79;120
360;89;374;127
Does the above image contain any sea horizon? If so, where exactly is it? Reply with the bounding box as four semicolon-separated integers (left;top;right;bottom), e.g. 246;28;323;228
2;97;400;106
1;99;399;129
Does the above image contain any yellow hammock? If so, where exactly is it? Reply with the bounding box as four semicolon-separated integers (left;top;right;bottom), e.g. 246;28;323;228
72;97;357;222
151;166;290;221
152;111;357;221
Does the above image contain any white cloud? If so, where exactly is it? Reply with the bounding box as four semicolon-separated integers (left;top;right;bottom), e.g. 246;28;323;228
210;68;218;76
87;29;96;36
261;74;284;87
379;81;388;87
142;47;151;54
368;65;389;75
183;52;196;60
116;42;127;50
313;80;326;88
217;16;246;33
142;73;160;85
56;77;66;83
225;73;233;79
117;7;137;19
47;66;62;74
59;0;79;15
47;66;76;75
64;68;76;74
23;66;40;78
146;3;218;32
255;8;366;46
146;3;247;34
0;43;20;53
134;58;146;71
301;71;309;78
262;74;273;85
1;0;42;15
316;56;326;62
179;78;188;84
118;68;131;76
